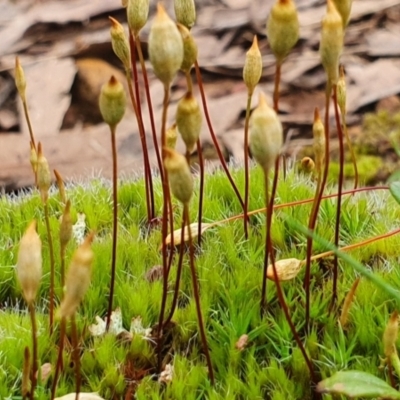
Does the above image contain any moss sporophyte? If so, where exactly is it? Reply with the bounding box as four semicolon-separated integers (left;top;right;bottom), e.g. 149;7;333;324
5;0;400;398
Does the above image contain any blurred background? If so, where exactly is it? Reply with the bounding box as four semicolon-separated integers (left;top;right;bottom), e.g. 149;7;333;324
1;0;400;192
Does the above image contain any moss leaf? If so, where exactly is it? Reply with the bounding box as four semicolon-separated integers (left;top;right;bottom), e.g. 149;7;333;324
390;181;400;205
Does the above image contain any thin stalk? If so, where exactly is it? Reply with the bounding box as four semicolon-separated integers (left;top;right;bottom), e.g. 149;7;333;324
184;204;215;384
60;246;66;290
71;316;81;400
305;226;400;263
157;84;172;370
163;213;186;326
331;84;344;310
203;185;389;231
106;127;118;331
194;60;245;212
262;168;318;395
134;33;164;183
129;32;155;221
44;202;55;335
340;103;358;189
260;157;280;315
22;347;30;400
339;277;360;327
196;138;205;246
50;318;66;399
28;303;38;400
273;62;282;112
22;100;36;151
125;44;152;224
185;69;205;246
303;83;331;330
243;92;253;240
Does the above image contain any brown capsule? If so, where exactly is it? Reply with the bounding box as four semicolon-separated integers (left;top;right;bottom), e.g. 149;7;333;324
109;17;131;71
174;0;196;30
37;143;51;204
176;92;202;153
163;148;193;205
319;0;344;86
300;157;315;174
54;169;66;204
58;232;95;319
266;258;303;281
266;0;299;64
148;3;184;86
99;76;126;128
383;311;399;357
243;35;262;96
313;107;326;174
249;93;283;171
339;277;360;328
177;23;198;73
15;56;27;102
127;0;149;35
235;334;249;351
16;221;42;305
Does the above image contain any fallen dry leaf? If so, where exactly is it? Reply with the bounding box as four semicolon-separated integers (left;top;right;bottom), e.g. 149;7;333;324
162;222;212;248
35;362;52;383
145;265;164;282
266;258;303;281
55;393;104;400
159;363;173;384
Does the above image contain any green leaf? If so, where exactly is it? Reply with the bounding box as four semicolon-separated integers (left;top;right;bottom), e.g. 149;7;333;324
390;181;400;205
317;371;400;399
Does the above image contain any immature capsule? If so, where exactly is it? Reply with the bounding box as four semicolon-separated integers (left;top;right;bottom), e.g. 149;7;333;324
109;17;131;71
266;0;299;64
15;56;27;102
177;23;198;73
127;0;149;35
249;93;283;171
16;221;42;305
176;92;202;153
37;143;51;204
243;35;262;96
99;76;126;128
148;4;183;86
313;107;325;174
320;0;344;86
163;148;193;205
333;0;353;28
174;0;196;30
58;233;95;318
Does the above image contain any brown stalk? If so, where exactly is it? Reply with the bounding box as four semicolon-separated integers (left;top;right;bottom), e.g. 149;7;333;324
261;161;318;396
331;83;345;311
133;33;164;184
273;63;282;112
185;69;205;246
163;212;186;326
243;93;252;240
184;204;215;384
44;202;55;335
260;157;280;315
50;317;66;399
125;34;153;223
106;126;118;331
71;316;81;400
157;84;173;370
304;83;332;330
194;60;245;212
28;302;38;400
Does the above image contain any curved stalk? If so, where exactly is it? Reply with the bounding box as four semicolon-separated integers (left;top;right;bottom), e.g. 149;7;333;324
273;63;282;112
71;316;81;400
194;60;245;212
184;204;215;384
